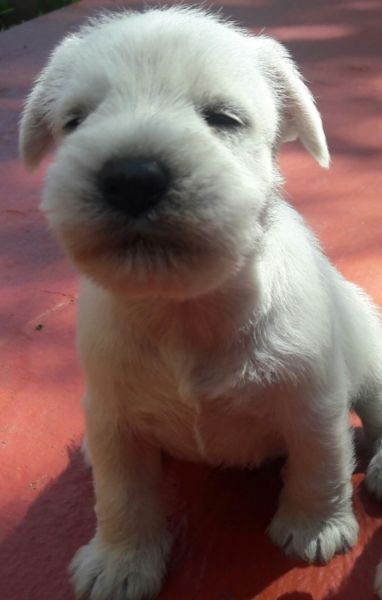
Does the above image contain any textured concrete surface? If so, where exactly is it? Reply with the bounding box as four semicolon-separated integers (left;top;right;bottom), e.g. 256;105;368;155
0;1;381;599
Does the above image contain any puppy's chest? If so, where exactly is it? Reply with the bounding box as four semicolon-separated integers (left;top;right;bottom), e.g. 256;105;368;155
124;339;284;467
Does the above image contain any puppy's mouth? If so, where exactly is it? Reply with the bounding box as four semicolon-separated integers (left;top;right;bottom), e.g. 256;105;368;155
116;230;192;261
54;199;243;297
61;218;202;267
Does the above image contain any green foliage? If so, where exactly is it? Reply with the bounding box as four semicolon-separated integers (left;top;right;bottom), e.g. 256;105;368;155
0;1;80;28
0;1;13;18
48;0;79;8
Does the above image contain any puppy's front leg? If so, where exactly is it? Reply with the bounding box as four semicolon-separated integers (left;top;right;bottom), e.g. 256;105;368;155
268;391;358;563
70;395;171;600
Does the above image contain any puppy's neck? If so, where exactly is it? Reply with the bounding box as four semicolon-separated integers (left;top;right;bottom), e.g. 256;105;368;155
114;261;260;352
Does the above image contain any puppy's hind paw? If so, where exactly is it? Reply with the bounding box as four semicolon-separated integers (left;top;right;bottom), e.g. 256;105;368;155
365;451;382;500
69;532;171;600
268;509;358;564
81;434;92;468
375;562;382;599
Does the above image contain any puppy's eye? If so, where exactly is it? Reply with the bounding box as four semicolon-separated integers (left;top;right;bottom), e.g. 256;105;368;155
63;115;83;133
203;109;244;129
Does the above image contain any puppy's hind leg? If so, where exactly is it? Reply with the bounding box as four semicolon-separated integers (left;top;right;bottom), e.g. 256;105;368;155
354;379;382;500
268;384;358;563
375;561;382;599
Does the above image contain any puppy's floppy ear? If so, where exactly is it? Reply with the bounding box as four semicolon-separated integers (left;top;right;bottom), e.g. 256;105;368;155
256;37;330;168
19;34;81;170
19;68;55;170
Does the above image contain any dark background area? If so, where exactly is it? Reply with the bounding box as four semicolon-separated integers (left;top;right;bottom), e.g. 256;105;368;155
0;0;78;29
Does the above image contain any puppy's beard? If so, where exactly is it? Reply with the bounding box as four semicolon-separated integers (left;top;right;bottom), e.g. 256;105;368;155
56;220;248;299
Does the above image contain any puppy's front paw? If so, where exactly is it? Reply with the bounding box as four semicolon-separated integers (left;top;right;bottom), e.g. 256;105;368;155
69;532;171;600
268;508;358;563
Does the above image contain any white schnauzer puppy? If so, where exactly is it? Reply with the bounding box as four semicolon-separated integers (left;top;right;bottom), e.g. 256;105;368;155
20;7;382;600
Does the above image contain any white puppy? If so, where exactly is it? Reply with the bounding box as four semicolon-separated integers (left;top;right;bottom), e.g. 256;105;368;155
20;7;382;600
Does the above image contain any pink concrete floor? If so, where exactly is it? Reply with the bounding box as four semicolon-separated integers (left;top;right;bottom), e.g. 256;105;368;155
0;1;382;599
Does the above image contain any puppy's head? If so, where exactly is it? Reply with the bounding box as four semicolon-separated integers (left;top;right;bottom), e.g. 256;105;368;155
20;7;329;299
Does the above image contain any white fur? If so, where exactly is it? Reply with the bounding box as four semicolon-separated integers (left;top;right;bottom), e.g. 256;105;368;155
20;7;382;599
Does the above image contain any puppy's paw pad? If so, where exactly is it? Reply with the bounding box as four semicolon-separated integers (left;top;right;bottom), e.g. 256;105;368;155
366;452;382;500
375;562;382;599
69;533;171;600
268;509;358;563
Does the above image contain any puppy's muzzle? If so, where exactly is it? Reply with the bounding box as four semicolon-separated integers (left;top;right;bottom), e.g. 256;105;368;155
98;158;170;218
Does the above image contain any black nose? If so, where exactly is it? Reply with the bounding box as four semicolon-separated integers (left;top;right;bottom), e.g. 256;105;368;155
98;158;169;218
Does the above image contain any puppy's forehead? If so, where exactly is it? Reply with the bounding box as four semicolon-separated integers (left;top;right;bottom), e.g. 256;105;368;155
69;10;257;100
